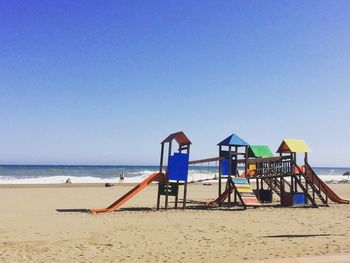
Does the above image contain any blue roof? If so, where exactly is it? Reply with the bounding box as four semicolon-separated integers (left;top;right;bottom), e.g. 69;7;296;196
217;133;249;146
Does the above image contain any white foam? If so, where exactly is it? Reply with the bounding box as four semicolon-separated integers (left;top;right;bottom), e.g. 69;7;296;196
317;174;349;182
188;171;218;182
0;169;161;184
0;175;118;184
0;171;348;184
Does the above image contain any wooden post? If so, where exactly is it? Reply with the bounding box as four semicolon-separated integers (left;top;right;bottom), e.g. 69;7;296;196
156;186;161;210
174;145;183;210
279;152;282;174
218;145;222;207
305;152;308;164
234;182;237;206
280;176;284;206
228;146;232;206
165;141;172;210
305;152;309;204
174;181;179;209
183;144;190;209
157;143;165;210
235;146;238;178
244;145;248;176
159;143;164;174
312;182;315;203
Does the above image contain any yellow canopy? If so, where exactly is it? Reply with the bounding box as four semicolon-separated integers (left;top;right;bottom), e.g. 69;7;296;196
276;139;310;153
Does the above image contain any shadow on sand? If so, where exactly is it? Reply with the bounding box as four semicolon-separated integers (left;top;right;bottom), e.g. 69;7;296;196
56;199;256;213
56;209;90;213
262;234;346;238
56;207;154;213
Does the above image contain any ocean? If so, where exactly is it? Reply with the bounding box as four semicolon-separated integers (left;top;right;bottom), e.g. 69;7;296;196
0;165;349;184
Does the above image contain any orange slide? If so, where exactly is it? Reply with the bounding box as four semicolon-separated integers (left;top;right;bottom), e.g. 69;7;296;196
305;163;349;204
206;187;233;206
91;172;165;214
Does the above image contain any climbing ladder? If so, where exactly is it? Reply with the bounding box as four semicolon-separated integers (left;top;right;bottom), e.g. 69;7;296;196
207;177;260;209
230;178;260;209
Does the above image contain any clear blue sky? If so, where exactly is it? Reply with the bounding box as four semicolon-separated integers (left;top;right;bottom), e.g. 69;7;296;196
0;1;349;166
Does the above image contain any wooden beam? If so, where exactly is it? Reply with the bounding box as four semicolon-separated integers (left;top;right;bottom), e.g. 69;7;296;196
189;156;224;165
246;156;284;164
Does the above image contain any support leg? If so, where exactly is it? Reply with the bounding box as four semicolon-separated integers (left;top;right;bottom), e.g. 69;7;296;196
165;182;169;210
183;182;187;209
157;185;161;210
175;181;179;209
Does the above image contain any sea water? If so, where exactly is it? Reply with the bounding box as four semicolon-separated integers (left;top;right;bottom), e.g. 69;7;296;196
0;165;349;184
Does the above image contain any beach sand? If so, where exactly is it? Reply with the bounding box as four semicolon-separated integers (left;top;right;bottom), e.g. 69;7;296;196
0;182;349;262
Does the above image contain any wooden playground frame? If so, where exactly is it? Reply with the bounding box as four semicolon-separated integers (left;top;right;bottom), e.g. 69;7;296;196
189;136;349;208
157;131;191;210
90;132;348;214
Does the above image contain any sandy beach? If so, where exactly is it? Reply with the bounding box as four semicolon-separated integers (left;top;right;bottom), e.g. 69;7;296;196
0;182;349;262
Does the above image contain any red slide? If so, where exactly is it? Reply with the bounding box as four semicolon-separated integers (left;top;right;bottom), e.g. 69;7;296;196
206;187;234;206
305;163;349;204
91;172;165;214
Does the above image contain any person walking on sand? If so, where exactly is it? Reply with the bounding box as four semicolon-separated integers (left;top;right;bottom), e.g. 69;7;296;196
119;171;125;183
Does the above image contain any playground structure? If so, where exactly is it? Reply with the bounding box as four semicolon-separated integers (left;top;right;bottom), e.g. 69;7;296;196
156;132;191;210
91;131;348;214
215;134;262;208
245;139;349;207
91;131;191;214
192;134;349;209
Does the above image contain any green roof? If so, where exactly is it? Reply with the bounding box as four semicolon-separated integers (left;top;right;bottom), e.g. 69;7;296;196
248;145;273;158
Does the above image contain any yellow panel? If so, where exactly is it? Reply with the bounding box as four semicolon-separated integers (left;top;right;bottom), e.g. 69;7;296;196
249;164;256;170
236;188;254;193
277;139;311;153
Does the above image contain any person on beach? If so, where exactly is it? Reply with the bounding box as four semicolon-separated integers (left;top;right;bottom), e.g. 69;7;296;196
119;172;125;183
65;178;72;184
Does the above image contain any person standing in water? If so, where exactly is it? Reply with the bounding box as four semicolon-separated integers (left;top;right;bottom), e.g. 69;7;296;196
119;171;125;182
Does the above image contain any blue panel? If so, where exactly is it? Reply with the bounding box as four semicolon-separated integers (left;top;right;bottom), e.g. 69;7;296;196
221;159;229;175
293;193;306;205
168;153;189;181
221;160;237;176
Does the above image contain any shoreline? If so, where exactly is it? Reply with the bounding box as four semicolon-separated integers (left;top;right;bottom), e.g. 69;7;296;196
1;179;349;188
0;182;137;189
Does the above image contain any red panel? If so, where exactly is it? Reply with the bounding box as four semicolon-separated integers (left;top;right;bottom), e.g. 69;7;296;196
161;131;191;145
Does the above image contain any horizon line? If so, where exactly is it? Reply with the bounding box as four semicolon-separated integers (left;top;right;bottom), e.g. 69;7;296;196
0;163;349;169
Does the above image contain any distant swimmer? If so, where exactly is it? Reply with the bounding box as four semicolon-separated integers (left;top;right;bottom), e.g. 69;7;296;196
65;178;72;184
119;172;125;183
